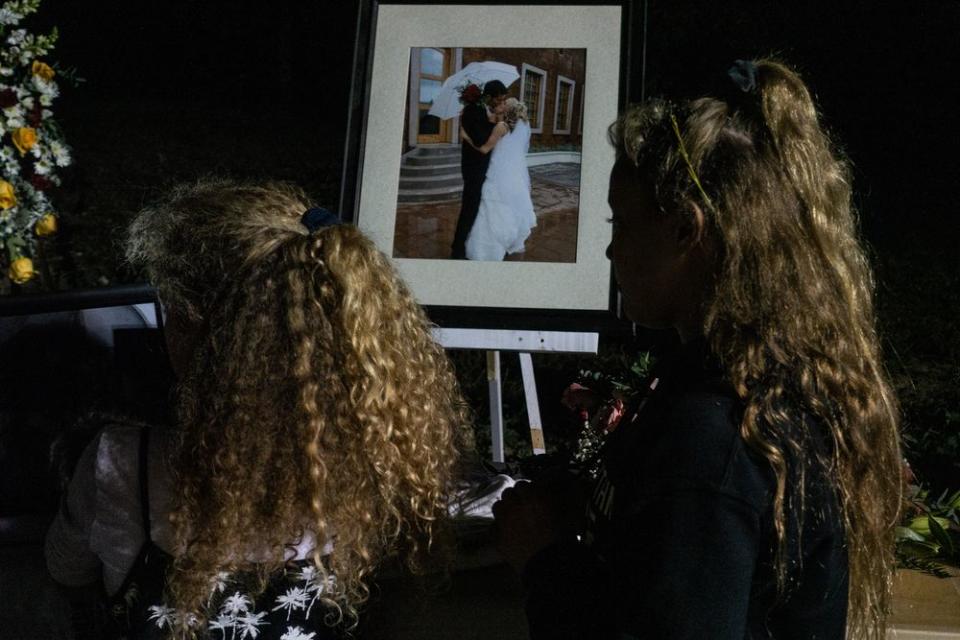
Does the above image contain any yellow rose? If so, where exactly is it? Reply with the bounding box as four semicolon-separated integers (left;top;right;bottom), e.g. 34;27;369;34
0;180;16;209
8;256;34;284
11;127;38;155
32;61;56;81
35;212;57;236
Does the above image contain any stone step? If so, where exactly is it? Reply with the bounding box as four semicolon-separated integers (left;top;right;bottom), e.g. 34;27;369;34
411;144;460;156
399;174;464;190
397;185;462;204
400;162;462;178
404;153;462;167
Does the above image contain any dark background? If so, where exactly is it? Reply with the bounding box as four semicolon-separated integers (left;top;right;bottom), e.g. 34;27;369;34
25;0;957;286
12;0;960;482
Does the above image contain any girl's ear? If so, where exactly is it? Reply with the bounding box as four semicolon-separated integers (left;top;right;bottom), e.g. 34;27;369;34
675;201;708;253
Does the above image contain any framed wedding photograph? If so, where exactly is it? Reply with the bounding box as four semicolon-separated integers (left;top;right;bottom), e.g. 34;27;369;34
340;0;643;328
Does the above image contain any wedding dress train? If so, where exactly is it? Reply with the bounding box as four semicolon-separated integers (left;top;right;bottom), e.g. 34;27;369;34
465;120;537;261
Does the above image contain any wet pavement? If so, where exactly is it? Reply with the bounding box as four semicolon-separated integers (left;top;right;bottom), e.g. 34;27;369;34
392;163;581;263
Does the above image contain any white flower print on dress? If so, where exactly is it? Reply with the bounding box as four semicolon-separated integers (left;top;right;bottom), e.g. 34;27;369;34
295;564;335;618
207;571;231;606
208;613;236;639
148;603;200;632
222;591;254;616
147;604;177;629
237;610;269;639
272;586;310;620
280;626;317;640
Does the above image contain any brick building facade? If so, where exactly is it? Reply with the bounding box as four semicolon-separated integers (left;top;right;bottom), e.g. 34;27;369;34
403;47;586;154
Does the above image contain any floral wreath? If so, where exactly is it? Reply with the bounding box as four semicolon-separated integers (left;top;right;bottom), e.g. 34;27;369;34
0;0;75;287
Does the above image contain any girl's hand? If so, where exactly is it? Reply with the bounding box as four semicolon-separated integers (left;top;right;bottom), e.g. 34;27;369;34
493;481;559;572
493;474;586;573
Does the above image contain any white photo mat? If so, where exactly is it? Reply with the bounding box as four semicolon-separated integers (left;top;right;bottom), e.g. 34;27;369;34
357;4;622;310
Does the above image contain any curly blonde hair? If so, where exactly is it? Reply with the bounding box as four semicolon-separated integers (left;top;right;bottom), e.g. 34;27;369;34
126;178;468;632
610;60;901;638
502;97;528;131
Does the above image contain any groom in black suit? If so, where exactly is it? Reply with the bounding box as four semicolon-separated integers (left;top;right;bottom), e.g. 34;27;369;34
450;80;509;259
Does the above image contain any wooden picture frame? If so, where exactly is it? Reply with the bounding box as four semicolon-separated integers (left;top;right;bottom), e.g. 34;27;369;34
340;0;645;331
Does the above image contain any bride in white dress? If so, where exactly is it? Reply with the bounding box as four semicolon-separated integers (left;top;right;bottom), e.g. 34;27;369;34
463;98;537;261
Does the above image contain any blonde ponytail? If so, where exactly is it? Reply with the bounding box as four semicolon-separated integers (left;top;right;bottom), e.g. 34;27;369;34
127;179;467;630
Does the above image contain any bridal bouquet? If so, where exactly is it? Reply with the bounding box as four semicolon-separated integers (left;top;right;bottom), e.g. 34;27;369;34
457;81;482;106
0;0;72;286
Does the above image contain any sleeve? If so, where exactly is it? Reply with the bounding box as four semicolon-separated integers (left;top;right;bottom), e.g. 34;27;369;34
522;391;768;639
462;106;494;147
45;431;104;586
45;422;150;595
613;487;762;639
610;394;765;639
521;489;761;640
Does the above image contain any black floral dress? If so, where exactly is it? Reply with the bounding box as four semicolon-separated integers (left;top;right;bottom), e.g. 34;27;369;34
105;428;344;640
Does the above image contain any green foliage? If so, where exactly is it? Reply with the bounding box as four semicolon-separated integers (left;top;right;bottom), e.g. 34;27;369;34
896;485;960;578
579;349;655;397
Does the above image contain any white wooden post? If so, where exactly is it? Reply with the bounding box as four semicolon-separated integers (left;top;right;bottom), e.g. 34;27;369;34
432;328;598;463
486;350;505;464
519;352;546;455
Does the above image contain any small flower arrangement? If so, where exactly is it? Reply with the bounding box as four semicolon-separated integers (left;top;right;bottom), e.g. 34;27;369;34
457;81;482;107
0;0;73;287
562;351;656;478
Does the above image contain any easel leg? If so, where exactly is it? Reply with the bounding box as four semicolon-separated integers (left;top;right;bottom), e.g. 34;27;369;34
486;350;505;464
519;352;546;455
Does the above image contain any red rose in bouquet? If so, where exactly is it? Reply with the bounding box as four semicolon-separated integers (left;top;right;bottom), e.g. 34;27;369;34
598;397;626;433
0;89;17;109
460;83;482;105
30;174;53;191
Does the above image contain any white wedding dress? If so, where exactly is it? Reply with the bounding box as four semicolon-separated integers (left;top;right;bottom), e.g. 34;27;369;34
465;120;537;261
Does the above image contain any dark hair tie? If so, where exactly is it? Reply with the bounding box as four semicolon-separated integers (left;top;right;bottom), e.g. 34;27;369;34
300;207;341;233
727;59;758;94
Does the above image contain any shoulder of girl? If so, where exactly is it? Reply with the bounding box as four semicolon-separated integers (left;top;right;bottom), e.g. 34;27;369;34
660;389;741;453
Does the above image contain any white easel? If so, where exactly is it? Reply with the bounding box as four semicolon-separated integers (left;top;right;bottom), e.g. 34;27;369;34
432;328;599;463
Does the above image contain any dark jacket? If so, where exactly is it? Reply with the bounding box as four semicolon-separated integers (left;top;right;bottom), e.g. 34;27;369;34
460;102;495;174
523;340;848;639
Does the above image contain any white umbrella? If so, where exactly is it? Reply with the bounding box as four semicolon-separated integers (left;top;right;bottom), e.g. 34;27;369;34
427;61;520;119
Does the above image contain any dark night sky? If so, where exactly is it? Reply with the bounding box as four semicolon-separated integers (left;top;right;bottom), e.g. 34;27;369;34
29;0;960;251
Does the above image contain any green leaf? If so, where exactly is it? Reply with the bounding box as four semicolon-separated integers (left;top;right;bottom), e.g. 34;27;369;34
896;554;953;578
899;540;941;558
948;489;960;511
928;516;955;557
896;526;926;542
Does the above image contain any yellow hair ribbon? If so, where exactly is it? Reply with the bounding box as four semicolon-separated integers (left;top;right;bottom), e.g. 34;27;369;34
670;113;716;213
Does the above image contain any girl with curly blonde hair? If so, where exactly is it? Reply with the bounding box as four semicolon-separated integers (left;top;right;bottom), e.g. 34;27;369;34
495;59;901;639
46;179;467;638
